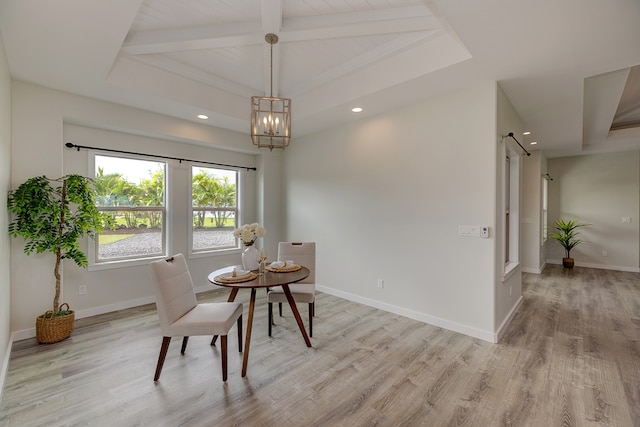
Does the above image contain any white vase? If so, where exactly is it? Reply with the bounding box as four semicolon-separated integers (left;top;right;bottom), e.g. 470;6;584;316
242;245;259;270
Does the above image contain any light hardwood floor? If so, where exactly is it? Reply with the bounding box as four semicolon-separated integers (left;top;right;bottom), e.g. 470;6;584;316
1;265;639;426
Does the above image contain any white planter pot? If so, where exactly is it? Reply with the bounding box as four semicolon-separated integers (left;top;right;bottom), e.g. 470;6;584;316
242;245;259;270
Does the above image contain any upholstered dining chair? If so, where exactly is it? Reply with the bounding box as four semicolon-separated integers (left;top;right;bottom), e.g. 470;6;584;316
267;242;316;337
150;254;243;382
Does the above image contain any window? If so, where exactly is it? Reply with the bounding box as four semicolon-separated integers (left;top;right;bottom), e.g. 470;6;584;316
504;146;520;276
505;154;510;264
93;155;166;263
542;176;548;243
191;166;238;253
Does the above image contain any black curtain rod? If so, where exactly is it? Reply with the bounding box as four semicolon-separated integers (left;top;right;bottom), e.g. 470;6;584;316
64;142;257;171
505;132;531;156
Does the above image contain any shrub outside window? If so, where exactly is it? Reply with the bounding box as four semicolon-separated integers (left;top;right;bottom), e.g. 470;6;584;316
191;166;238;253
93;155;166;262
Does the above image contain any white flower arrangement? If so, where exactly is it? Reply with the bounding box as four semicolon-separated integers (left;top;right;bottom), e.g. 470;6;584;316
233;223;265;246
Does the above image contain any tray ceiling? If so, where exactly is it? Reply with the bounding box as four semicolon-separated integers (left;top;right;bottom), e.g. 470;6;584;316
1;0;639;156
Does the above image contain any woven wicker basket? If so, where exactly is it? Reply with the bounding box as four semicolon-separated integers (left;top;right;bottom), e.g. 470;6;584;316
35;303;75;344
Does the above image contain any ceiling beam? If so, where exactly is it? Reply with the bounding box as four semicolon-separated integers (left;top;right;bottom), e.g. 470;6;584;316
120;3;440;100
260;0;283;96
282;6;435;32
260;0;282;34
121;6;437;55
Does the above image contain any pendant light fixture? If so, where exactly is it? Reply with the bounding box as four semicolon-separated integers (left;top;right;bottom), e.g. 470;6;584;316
251;33;291;150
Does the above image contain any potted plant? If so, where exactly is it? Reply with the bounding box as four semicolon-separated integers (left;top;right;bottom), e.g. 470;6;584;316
549;219;589;268
7;174;110;343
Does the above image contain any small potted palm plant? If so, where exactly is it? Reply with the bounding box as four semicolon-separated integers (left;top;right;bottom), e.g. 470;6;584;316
8;174;110;343
549;219;589;268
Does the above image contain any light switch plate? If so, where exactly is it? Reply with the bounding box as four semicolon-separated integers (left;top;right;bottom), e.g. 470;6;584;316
459;225;480;237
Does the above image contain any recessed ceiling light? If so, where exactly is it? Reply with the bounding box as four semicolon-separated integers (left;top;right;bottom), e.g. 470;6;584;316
523;131;531;135
351;107;363;113
530;141;538;145
197;114;209;120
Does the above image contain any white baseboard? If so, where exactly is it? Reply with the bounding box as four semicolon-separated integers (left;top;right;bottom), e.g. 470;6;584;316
494;296;523;342
75;295;157;319
316;285;497;343
12;286;221;342
546;259;640;273
12;295;157;342
521;261;548;274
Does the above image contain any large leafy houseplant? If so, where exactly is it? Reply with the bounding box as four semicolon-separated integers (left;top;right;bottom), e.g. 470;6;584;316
8;174;109;342
549;219;589;268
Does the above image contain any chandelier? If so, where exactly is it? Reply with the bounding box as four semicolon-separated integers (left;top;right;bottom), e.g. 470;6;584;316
251;33;291;150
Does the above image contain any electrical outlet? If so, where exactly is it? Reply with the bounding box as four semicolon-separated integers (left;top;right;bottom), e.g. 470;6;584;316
377;279;384;289
602;250;608;257
79;285;87;295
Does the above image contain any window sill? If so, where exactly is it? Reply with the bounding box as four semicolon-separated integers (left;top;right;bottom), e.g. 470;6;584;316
89;255;167;271
89;248;241;271
502;262;520;282
189;247;241;259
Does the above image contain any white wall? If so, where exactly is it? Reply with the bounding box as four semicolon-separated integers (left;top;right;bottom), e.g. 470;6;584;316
0;31;13;401
9;80;528;345
520;153;542;272
9;82;282;337
547;151;640;271
521;151;547;273
256;150;286;258
284;82;503;341
61;124;256;313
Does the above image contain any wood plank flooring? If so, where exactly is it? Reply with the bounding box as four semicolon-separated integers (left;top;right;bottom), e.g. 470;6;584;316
1;265;639;426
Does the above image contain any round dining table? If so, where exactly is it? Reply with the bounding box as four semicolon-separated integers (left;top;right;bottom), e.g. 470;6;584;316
208;265;311;377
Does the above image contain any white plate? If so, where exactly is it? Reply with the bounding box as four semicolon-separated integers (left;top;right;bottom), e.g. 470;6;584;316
269;262;298;269
219;270;251;280
267;264;301;272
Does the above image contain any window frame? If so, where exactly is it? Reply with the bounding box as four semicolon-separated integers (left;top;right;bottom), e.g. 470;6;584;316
88;152;168;269
503;145;521;280
505;153;510;264
188;163;241;257
542;176;549;244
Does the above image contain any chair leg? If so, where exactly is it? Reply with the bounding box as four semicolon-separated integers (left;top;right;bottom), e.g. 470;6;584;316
154;337;171;381
237;314;243;352
270;301;314;336
221;335;228;381
181;336;189;354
